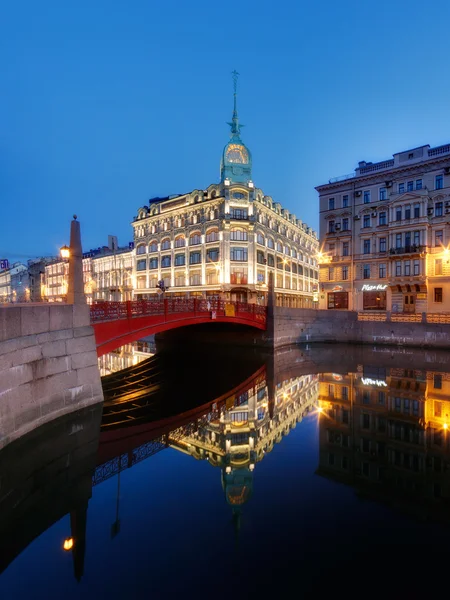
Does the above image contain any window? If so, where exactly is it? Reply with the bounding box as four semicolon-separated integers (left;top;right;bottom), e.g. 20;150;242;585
395;261;401;276
328;221;335;233
363;264;370;279
329;197;335;210
342;242;349;256
161;239;170;250
416;179;422;190
405;206;411;220
413;260;420;275
414;204;420;218
413;231;420;245
435;258;443;275
284;245;291;256
206;230;219;242
398;183;405;193
230;208;248;220
328;292;348;309
189;252;201;265
137;259;146;271
267;237;274;249
379;237;386;252
149;257;158;270
277;241;283;252
230;228;248;241
434;375;442;390
161;255;171;268
267;254;275;267
363;239;371;254
378;391;386;405
230;247;248;261
257;232;265;245
363;215;370;228
189;272;201;286
174;274;185;286
149;241;158;253
343;195;349;208
436;175;444;190
257;250;265;264
396;233;402;248
435;202;443;217
379;187;387;200
379;212;387;226
174;236;186;248
364;190;371;204
328;243;335;255
136;244;146;255
404;261;410;276
342;218;349;231
435;230;443;246
206;248;219;262
396;208;402;221
190;233;201;245
407;181;414;192
379;263;386;278
342;266;348;280
174;254;185;266
435;287;443;302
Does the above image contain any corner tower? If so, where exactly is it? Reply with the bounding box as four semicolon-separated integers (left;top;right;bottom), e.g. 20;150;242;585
220;71;252;185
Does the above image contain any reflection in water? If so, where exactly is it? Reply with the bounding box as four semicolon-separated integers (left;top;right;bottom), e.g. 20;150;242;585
3;344;450;597
97;337;155;376
317;364;450;520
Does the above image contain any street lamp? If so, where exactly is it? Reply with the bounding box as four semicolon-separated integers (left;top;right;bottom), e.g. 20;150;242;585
60;245;70;259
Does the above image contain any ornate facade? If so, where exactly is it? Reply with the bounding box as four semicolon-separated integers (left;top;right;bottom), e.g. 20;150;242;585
132;81;319;307
317;143;450;312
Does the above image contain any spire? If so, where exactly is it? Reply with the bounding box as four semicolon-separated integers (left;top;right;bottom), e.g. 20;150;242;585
227;70;243;138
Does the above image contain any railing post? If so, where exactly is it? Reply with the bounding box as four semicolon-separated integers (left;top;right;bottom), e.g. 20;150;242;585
164;298;168;321
126;300;132;320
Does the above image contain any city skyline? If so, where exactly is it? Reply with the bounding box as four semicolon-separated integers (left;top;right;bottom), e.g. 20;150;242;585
2;0;450;263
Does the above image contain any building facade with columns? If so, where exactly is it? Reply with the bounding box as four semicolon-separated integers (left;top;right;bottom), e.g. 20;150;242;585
132;86;319;307
317;143;450;313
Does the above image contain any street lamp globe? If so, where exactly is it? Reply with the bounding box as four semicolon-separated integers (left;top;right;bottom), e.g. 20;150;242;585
60;245;70;259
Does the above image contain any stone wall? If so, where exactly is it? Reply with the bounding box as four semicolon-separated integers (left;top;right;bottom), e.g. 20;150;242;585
271;308;450;349
0;303;103;450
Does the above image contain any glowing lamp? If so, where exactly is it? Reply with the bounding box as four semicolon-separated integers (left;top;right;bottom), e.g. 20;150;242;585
63;537;74;551
60;245;70;259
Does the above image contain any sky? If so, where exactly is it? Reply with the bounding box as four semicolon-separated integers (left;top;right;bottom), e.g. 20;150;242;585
2;0;450;263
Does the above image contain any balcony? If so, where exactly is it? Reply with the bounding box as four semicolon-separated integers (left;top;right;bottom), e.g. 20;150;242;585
389;245;426;256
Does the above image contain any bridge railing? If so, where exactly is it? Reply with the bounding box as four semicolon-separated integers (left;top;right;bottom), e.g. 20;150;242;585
90;298;267;325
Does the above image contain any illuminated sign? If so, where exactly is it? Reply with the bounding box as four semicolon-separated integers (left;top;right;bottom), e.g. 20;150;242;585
361;284;388;291
331;285;343;292
361;377;387;387
0;259;9;270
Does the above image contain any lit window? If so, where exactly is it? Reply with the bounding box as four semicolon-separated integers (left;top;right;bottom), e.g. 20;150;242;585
435;287;443;302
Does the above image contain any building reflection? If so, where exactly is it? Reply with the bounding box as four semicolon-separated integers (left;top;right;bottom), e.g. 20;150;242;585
98;336;156;376
317;365;450;519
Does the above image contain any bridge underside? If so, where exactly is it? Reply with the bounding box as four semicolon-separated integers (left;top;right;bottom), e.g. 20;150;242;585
93;313;266;357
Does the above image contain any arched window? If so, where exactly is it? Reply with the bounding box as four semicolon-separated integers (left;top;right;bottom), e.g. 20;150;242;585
206;228;219;243
161;238;171;251
230;227;248;241
298;265;303;276
267;237;274;249
174;235;185;248
292;249;297;259
161;255;171;268
257;232;265;245
149;240;158;253
277;241;283;252
136;244;147;255
284;246;291;256
211;190;217;199
190;232;201;246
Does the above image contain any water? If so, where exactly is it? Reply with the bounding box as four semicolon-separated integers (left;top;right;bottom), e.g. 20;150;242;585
2;343;450;599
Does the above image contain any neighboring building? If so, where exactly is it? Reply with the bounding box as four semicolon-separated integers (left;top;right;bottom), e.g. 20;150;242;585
131;82;319;307
0;262;30;303
27;257;55;302
317;143;450;312
43;238;133;303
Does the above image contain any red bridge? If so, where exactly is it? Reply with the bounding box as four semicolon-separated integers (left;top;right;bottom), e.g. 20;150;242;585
91;298;267;356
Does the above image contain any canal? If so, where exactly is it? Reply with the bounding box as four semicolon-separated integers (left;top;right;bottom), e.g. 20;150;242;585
1;341;450;599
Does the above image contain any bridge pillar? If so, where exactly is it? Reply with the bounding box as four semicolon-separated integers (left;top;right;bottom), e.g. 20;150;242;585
67;215;86;305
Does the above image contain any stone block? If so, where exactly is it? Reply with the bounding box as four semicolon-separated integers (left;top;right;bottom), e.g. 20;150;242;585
35;356;70;379
0;334;39;357
66;335;96;356
37;329;73;344
14;401;41;431
49;305;73;331
74;325;95;338
64;384;92;407
11;344;42;367
0;364;34;392
34;370;78;399
41;339;67;359
0;307;22;343
40;392;65;417
76;365;102;387
0;353;13;372
71;351;98;370
72;304;91;328
21;306;50;336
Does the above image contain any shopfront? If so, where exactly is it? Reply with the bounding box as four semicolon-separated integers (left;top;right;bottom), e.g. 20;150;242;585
327;285;348;309
361;283;387;311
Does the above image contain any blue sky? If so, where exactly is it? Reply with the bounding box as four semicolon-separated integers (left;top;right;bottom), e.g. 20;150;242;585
2;0;450;263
